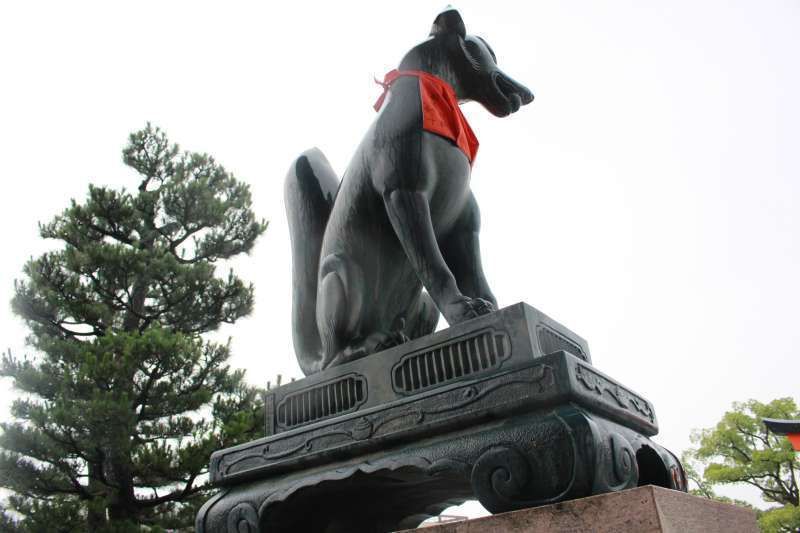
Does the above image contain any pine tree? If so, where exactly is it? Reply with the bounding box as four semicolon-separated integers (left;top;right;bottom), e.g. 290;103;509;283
0;124;268;531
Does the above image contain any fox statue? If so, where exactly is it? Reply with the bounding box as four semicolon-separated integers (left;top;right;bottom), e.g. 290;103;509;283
285;8;533;375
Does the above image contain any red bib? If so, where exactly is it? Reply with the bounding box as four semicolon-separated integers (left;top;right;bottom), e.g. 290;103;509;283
374;69;479;164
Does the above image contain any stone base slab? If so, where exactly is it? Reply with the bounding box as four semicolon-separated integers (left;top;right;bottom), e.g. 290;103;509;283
407;485;759;533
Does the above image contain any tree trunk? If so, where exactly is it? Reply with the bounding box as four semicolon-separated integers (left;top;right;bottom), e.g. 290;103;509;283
86;464;108;531
108;499;138;526
87;505;107;531
107;229;155;526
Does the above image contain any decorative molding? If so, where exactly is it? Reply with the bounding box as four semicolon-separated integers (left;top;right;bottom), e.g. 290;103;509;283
199;406;686;532
391;328;512;394
574;363;654;422
264;393;275;436
275;373;367;430
608;432;637;489
226;502;258;533
470;416;579;514
537;325;587;361
218;365;554;480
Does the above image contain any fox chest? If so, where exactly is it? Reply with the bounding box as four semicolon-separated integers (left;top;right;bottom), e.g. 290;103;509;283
421;131;473;233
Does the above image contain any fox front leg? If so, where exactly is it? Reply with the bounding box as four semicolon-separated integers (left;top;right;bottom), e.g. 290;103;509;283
441;193;497;310
384;188;493;324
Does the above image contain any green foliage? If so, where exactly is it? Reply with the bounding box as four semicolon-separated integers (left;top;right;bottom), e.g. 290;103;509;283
685;398;799;533
0;495;86;533
0;124;268;531
758;504;800;533
681;449;757;509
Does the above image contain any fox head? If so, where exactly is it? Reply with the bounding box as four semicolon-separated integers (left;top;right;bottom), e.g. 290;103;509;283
399;8;534;117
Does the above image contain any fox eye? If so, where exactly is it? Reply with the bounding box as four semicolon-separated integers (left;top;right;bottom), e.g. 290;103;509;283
476;36;497;63
462;40;484;71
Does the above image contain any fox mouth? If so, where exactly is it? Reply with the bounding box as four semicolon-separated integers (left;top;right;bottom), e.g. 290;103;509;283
490;72;534;117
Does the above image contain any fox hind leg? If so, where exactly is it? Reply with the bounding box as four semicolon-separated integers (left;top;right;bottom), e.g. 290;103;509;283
317;254;364;369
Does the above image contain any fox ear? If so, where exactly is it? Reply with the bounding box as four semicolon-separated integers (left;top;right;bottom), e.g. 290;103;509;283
430;7;466;38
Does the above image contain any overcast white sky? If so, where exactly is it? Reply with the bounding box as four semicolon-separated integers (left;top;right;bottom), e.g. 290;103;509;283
1;0;798;513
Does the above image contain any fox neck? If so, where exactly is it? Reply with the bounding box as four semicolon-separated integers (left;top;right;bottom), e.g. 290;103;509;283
398;40;465;101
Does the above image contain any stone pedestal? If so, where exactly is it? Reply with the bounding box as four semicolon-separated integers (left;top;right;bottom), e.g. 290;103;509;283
405;485;759;533
196;303;687;533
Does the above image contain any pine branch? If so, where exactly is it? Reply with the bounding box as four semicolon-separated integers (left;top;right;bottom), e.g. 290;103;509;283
135;478;206;509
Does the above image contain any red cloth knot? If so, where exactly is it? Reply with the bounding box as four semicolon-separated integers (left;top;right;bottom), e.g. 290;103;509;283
374;69;479;164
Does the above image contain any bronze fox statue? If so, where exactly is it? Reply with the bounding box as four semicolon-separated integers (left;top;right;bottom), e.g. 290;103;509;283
285;9;533;375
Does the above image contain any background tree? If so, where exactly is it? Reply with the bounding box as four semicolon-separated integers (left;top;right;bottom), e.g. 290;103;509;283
685;397;799;533
0;124;268;531
681;450;756;509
